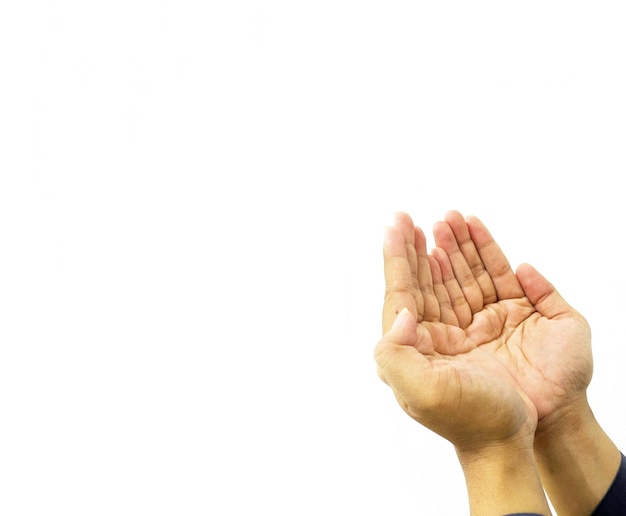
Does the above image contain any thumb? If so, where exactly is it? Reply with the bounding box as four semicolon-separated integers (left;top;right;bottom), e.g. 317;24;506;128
388;307;418;344
374;308;418;382
516;263;575;319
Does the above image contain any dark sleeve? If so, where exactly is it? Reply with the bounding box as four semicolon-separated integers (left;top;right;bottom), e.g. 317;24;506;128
592;452;626;515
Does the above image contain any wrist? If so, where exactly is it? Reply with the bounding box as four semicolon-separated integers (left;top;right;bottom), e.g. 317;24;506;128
534;394;591;443
534;395;617;459
456;440;550;516
533;395;621;515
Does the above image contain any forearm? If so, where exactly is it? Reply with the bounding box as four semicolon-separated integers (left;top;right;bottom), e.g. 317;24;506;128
457;441;551;516
533;397;621;516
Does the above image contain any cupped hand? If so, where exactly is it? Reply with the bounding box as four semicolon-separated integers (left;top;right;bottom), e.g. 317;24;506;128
429;210;593;426
376;215;538;450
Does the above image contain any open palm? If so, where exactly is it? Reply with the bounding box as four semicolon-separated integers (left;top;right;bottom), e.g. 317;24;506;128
377;211;611;515
377;215;539;448
423;211;593;424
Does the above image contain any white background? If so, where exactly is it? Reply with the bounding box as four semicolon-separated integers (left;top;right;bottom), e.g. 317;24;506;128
1;2;625;515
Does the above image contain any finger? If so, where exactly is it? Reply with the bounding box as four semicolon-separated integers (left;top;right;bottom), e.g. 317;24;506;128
415;226;440;322
466;215;524;300
433;218;484;313
428;254;459;326
391;212;422;319
445;210;498;305
433;219;484;315
431;246;473;328
394;211;419;293
374;308;430;391
515;263;577;319
383;225;420;333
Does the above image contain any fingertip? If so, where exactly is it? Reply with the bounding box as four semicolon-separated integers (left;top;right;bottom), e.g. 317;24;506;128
515;262;537;278
414;226;428;252
393;211;413;226
432;220;450;240
432;220;446;231
515;262;556;305
430;246;447;263
515;262;548;287
380;307;418;351
443;209;463;220
464;215;485;238
392;307;413;329
464;214;481;225
383;225;406;259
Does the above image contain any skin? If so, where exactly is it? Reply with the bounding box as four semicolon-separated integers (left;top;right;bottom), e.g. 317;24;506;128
376;211;621;515
431;211;621;516
376;214;550;515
